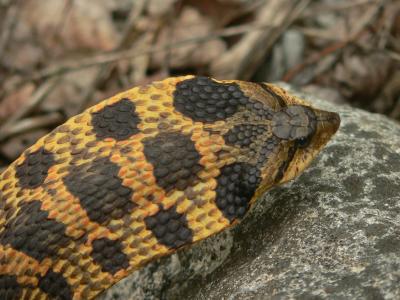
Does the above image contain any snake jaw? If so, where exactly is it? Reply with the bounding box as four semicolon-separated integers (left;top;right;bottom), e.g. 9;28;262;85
273;108;340;185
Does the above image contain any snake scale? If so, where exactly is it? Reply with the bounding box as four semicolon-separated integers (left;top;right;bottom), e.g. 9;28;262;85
0;75;340;299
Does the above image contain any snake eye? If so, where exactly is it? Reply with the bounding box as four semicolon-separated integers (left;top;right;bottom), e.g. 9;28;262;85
296;136;311;148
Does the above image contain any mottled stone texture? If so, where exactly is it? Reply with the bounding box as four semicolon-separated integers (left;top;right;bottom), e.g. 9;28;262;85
100;85;400;300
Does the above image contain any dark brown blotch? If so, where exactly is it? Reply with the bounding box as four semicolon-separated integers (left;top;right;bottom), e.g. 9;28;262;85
143;132;203;192
274;145;297;183
245;99;275;119
223;124;269;148
0;200;70;262
255;83;287;108
0;275;24;300
144;205;193;249
215;162;261;222
63;157;135;226
173;76;250;123
38;270;73;300
91;237;129;275
15;147;56;189
256;136;280;168
91;98;141;140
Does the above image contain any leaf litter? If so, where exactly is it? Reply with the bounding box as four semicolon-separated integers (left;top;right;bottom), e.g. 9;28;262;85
0;0;398;169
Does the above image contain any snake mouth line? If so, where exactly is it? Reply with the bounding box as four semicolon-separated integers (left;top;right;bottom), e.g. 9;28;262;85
316;111;341;133
317;114;340;123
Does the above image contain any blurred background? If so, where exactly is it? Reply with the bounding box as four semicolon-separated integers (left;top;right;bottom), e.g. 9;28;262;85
0;0;399;171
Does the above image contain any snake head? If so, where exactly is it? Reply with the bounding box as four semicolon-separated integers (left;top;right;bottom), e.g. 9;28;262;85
229;81;340;198
270;102;340;185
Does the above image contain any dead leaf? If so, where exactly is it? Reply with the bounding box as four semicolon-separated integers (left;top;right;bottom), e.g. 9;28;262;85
42;67;99;118
1;20;45;70
1;129;48;161
150;6;226;69
147;0;177;17
372;70;400;118
19;0;119;54
0;83;35;124
302;84;346;105
334;51;392;104
210;0;301;79
185;0;254;27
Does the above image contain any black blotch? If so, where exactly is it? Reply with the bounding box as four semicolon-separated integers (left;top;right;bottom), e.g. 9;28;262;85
274;145;297;182
91;237;129;275
173;76;249;123
245;100;275;119
257;136;280;168
145;205;193;249
15;147;56;189
63;157;135;226
38;270;73;300
0;275;23;300
255;82;287;108
91;98;141;140
0;201;70;262
223;124;268;147
143;132;203;192
215;162;261;222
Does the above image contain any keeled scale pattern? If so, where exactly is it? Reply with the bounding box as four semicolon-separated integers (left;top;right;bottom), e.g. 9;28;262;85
63;157;136;225
15;147;56;189
0;200;70;262
173;76;249;123
0;275;24;299
215;162;261;221
223;124;269;147
0;75;291;299
144;205;193;249
143;132;203;192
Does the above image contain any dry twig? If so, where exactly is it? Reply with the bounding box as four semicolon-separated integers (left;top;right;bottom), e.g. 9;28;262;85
283;1;387;82
210;0;311;80
26;22;278;82
386;50;400;62
302;0;381;17
74;0;148;114
0;77;61;139
0;112;63;142
0;0;21;57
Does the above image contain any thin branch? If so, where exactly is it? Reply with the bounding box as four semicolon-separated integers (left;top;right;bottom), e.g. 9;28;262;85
210;0;312;80
50;0;74;43
0;77;61;133
0;0;21;57
74;0;148;114
294;26;344;42
386;50;400;62
27;22;276;81
302;0;382;17
0;112;63;142
283;1;387;82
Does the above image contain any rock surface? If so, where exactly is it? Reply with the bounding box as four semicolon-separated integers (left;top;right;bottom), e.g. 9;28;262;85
100;85;400;300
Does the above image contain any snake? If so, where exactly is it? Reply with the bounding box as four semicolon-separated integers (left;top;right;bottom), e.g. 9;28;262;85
0;75;340;299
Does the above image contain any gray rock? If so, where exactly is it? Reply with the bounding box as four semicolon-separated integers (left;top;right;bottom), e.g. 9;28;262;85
100;85;400;300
